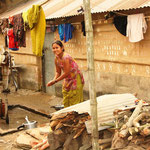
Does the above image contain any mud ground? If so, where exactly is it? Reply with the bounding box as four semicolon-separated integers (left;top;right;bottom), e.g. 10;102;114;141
0;86;63;150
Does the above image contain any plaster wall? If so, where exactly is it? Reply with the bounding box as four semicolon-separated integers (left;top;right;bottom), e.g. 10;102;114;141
1;14;150;99
0;31;41;90
54;18;150;100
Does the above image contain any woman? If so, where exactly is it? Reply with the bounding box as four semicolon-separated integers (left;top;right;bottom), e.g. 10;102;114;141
47;40;84;108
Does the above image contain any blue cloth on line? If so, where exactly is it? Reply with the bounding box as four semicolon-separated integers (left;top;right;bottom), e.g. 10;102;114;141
58;24;64;41
58;23;74;42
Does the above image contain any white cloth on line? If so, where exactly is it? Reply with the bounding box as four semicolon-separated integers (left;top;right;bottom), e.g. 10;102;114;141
126;13;147;42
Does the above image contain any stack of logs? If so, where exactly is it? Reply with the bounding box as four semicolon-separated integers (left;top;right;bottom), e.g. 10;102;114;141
47;100;150;150
48;111;92;150
110;100;150;149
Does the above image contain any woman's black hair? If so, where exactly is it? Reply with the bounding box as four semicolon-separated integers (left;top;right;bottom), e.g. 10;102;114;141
52;40;65;52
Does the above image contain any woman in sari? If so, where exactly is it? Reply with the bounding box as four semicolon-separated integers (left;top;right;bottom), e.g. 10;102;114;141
47;40;84;108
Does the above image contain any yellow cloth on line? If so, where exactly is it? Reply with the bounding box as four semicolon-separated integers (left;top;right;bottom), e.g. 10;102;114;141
22;5;40;30
62;74;84;108
31;6;46;57
22;5;46;56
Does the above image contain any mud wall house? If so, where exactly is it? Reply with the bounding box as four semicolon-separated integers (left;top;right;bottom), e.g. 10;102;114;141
44;0;150;100
0;0;82;93
1;0;150;101
0;0;48;91
0;30;42;90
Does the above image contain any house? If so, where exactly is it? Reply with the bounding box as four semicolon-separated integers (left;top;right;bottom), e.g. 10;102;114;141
0;0;150;100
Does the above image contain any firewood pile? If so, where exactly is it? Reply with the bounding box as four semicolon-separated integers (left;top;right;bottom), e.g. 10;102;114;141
47;100;150;150
109;100;150;150
48;111;92;150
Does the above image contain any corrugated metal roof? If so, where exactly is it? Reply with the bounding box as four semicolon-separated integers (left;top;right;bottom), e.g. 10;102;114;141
0;0;150;19
92;0;150;13
45;0;150;19
0;0;44;18
52;93;138;133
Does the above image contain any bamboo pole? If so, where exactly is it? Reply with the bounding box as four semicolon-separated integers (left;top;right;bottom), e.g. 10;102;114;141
83;0;99;149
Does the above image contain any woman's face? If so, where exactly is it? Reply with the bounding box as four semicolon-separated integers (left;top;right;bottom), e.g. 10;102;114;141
52;43;63;56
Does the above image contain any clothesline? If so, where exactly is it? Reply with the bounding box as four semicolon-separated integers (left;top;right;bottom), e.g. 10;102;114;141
39;0;50;6
114;11;149;19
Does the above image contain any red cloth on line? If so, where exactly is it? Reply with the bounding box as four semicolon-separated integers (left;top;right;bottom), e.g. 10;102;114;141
8;29;19;50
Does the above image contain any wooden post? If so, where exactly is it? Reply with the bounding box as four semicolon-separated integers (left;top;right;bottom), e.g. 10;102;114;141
83;0;99;149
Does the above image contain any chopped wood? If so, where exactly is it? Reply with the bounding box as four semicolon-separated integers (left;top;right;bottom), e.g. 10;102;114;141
115;113;119;129
128;127;138;135
48;111;91;149
39;142;50;150
47;100;150;149
55;122;63;130
128;136;133;141
133;138;145;145
111;130;129;149
99;143;111;150
133;113;150;127
141;126;150;136
54;129;63;135
50;112;68;120
60;115;75;123
79;144;91;150
73;127;85;139
32;139;47;149
132;136;150;145
135;127;139;132
113;105;137;115
50;120;59;130
63;123;84;129
98;138;112;145
119;100;143;138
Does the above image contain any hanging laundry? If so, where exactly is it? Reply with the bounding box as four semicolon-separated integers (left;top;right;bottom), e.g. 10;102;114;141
58;24;64;41
31;5;46;57
22;5;40;30
114;16;127;36
58;23;74;42
0;18;8;48
22;11;29;31
8;16;14;26
8;28;19;51
81;21;86;36
64;23;74;43
22;5;45;56
126;13;147;42
13;13;26;47
50;25;57;32
0;18;8;35
46;25;57;33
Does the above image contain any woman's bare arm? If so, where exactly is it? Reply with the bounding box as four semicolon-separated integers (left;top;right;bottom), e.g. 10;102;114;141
47;58;61;86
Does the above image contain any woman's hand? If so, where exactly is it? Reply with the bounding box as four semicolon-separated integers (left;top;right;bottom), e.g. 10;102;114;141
47;80;56;87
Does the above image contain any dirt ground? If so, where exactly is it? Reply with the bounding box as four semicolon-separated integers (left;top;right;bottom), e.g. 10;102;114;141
1;87;150;150
0;86;63;150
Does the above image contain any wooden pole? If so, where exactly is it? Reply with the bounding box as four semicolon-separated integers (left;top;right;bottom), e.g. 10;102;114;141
83;0;99;149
